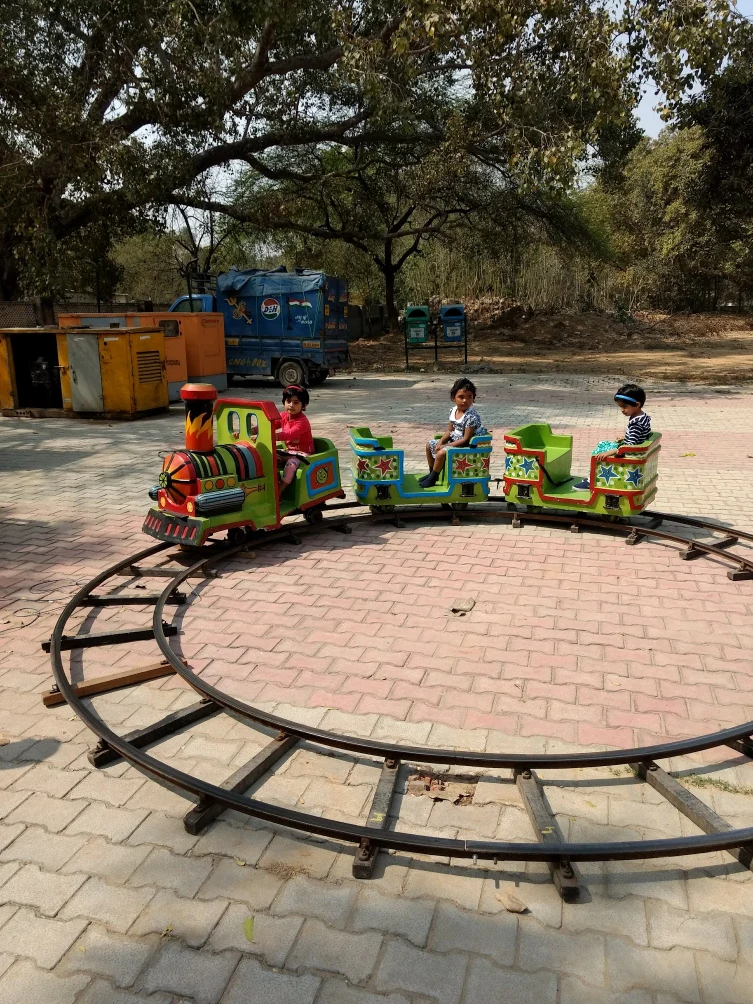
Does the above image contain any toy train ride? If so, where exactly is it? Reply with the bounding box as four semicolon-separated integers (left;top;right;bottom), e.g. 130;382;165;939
142;384;662;546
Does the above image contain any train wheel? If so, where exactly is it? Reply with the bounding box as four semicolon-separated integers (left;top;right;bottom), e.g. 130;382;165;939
451;502;469;511
304;507;324;524
369;505;396;514
526;505;543;513
227;528;246;546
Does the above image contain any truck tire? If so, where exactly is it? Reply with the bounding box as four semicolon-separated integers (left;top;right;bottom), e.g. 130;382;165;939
276;359;306;387
309;369;328;385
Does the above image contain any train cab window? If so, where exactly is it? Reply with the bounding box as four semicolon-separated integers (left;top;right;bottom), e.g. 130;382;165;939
246;413;259;441
228;411;241;439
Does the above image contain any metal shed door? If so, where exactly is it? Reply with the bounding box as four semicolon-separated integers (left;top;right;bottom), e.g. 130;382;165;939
67;334;104;412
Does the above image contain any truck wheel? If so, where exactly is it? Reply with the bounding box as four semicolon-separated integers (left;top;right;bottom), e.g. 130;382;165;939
277;360;306;387
309;369;328;385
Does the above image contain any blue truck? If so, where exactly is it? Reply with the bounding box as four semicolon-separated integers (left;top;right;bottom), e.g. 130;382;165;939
169;266;350;386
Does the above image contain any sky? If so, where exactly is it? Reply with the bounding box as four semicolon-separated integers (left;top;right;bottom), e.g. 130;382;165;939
636;0;753;136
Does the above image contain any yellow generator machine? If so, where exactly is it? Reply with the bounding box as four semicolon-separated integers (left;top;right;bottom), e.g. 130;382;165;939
0;326;168;419
59;327;168;417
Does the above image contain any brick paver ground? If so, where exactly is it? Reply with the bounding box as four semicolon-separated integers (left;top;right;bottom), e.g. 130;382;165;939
1;373;753;1004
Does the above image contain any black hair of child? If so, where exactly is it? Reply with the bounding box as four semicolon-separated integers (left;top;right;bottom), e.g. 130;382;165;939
282;384;310;408
450;377;477;400
615;382;646;407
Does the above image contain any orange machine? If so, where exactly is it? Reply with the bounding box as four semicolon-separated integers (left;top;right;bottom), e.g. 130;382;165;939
58;311;226;398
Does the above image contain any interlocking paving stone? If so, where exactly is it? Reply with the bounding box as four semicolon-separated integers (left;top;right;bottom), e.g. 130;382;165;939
197;858;283;908
76;981;172;1004
221;957;320;1004
191;820;272;863
60;876;156;933
428;901;517;964
463;958;558;1004
208;903;302;965
646;900;737;960
127;846;214;897
559;976;652;1004
317;983;411;1004
138;940;239;1004
128;889;228;948
61;836;152;883
349;887;434;946
65;803;150;842
0;825;87;870
0;907;88;969
1;863;86;916
373;939;468;1004
0;958;90;1004
4;792;86;832
606;939;701;1002
257;834;340;880
125;811;201;854
272;874;357;927
288;918;382;984
57;925;158;986
518;925;606;985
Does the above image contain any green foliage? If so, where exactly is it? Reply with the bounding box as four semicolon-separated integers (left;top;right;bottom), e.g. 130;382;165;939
0;0;740;298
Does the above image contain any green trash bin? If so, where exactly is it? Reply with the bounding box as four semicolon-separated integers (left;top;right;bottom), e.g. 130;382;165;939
405;305;430;345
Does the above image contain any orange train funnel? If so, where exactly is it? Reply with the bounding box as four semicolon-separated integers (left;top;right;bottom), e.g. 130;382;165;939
180;383;217;452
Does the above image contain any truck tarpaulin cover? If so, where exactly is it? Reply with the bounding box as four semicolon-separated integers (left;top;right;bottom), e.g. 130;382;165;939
217;267;327;298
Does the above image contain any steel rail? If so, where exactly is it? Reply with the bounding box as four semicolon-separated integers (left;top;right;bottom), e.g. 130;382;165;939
152;506;753;770
47;506;753;864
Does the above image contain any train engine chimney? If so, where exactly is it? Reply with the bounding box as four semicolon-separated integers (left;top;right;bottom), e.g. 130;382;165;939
180;383;217;452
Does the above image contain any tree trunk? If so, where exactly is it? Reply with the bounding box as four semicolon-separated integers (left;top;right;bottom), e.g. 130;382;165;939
383;239;400;332
0;246;22;301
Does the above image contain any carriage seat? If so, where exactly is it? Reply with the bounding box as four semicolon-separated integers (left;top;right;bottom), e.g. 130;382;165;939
509;423;573;484
350;427;393;450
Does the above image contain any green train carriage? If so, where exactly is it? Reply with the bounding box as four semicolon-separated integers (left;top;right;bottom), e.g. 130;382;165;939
503;423;662;516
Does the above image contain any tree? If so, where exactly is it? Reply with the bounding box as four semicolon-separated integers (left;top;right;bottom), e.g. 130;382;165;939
0;1;739;297
585;125;753;312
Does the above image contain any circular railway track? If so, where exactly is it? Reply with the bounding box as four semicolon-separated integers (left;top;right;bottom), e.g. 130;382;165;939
47;504;753;899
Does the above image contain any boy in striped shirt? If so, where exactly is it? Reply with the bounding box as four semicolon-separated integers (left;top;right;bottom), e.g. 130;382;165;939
593;383;651;460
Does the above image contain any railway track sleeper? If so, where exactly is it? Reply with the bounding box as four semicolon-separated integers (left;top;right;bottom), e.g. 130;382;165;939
726;736;753;759
41;660;175;707
88;698;219;768
184;733;298;835
43;622;178;652
353;758;401;879
634;761;753;871
514;768;579;901
120;565;219;579
81;591;186;607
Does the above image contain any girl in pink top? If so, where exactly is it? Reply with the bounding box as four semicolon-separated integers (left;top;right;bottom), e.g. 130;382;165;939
278;385;315;485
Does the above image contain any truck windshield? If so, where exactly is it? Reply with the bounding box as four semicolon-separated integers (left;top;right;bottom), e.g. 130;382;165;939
173;297;204;312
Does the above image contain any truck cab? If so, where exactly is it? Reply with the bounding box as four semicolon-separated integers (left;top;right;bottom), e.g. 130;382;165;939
169;267;350;387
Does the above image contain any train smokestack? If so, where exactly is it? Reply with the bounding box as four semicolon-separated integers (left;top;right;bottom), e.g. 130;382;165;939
181;384;217;452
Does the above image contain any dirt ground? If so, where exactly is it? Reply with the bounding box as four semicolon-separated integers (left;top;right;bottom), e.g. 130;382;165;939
347;302;753;383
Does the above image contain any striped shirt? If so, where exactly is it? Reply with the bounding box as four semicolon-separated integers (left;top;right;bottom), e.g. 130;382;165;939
623;412;651;446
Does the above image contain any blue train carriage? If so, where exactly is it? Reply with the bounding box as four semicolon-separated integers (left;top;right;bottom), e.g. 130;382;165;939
349;427;493;511
502;423;661;516
142;385;344;547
